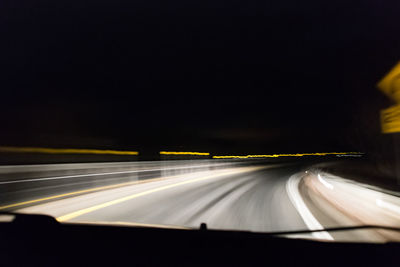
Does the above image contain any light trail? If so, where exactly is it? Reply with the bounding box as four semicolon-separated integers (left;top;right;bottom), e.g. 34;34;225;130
0;164;231;185
286;174;334;240
375;199;400;215
160;151;210;156
0;146;139;155
318;174;334;190
213;152;363;159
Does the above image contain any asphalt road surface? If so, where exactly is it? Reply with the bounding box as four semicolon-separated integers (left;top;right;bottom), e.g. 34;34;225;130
2;161;400;242
16;165;308;232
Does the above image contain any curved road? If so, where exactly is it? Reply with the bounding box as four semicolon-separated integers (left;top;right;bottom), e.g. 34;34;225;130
5;162;400;242
16;165;308;233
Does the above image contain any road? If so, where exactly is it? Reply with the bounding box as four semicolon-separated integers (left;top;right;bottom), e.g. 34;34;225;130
2;161;400;242
14;165;308;233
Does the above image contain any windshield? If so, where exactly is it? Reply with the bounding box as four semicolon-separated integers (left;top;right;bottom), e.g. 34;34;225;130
1;0;400;243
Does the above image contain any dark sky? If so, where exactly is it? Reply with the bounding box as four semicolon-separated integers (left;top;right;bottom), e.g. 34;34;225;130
1;0;400;154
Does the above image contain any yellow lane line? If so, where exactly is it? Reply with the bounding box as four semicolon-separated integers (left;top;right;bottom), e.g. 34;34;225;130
160;151;210;156
0;175;178;210
0;146;139;155
57;167;260;222
70;220;190;230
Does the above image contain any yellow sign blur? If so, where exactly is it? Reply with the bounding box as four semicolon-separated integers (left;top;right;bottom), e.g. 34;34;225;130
381;105;400;133
377;61;400;103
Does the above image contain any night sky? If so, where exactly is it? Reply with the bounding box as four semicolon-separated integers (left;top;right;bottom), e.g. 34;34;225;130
1;0;400;155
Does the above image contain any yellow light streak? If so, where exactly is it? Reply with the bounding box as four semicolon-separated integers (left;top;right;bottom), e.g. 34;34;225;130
212;152;363;159
0;146;139;155
160;151;210;156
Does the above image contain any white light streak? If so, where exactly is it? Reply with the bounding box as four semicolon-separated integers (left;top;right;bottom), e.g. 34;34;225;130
286;174;333;240
376;199;400;215
318;174;333;190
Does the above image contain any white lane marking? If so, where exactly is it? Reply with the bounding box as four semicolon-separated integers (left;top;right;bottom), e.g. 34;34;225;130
376;199;400;215
0;164;231;185
286;174;333;240
318;174;333;190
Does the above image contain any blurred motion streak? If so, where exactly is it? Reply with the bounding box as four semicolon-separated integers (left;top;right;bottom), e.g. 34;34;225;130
160;151;210;156
377;61;400;103
307;172;400;235
380;105;400;133
318;174;334;190
0;146;139;155
212;152;362;159
0;177;172;210
377;61;400;133
286;174;333;240
376;199;400;215
56;167;260;221
0;160;239;210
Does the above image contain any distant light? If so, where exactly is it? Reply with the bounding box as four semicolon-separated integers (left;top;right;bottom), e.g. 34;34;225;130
305;171;308;174
318;174;333;190
160;151;210;156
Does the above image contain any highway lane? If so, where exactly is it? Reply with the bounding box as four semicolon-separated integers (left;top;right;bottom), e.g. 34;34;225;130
0;160;238;209
16;165;310;234
8;161;400;242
